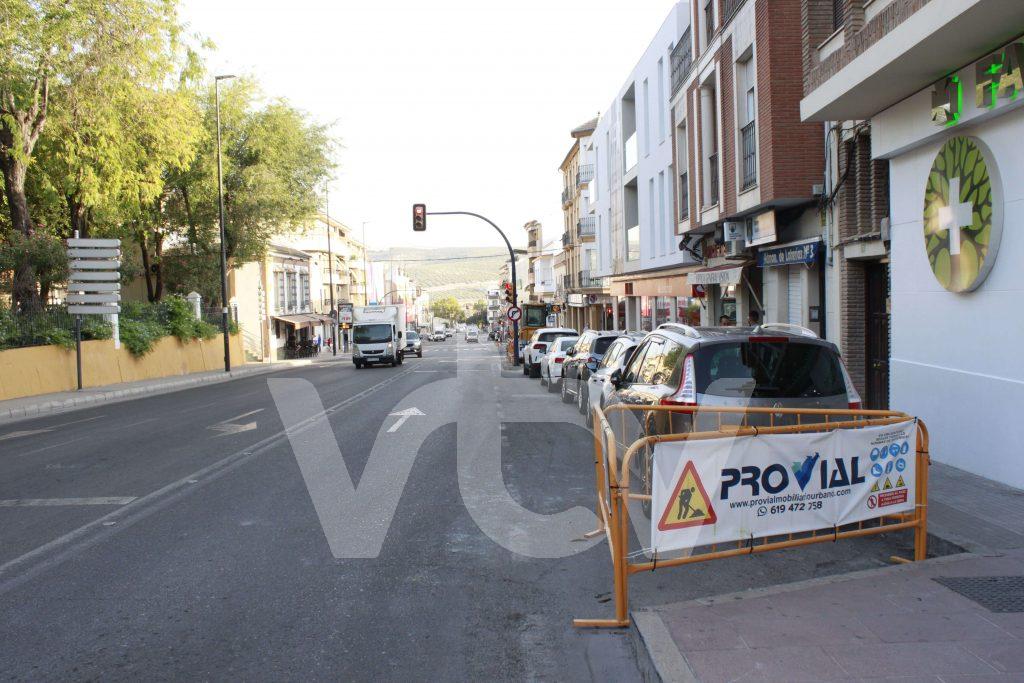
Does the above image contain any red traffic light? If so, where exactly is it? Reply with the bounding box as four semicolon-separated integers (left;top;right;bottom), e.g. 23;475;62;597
413;203;426;231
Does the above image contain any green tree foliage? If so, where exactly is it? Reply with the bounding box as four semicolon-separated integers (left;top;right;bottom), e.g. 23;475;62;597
465;300;489;327
431;295;466;324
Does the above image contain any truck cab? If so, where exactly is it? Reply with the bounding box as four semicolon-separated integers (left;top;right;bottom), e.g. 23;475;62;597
352;305;407;368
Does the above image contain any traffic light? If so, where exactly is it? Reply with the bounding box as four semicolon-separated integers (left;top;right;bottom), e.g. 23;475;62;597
503;282;513;304
413;203;426;231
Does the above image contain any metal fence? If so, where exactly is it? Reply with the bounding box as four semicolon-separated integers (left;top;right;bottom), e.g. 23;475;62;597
741;121;757;190
708;153;720;206
0;306;86;350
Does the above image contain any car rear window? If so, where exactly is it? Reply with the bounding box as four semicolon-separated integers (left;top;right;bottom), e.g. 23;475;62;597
557;338;578;351
538;332;568;342
694;342;846;398
593;337;617;354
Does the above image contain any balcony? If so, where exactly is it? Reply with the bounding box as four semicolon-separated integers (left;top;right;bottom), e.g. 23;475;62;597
563;273;575;290
578;271;604;289
708;153;719;206
561;187;571;206
576;164;594;187
623;132;637;173
740;121;757;190
679;171;689;221
577;215;595;238
562;231;571;248
722;0;744;25
670;27;693;97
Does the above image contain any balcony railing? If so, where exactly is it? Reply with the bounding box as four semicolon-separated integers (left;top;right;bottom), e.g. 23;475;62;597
563;273;575;290
576;164;594;187
562;231;571;247
577;215;596;237
578;271;604;289
708;153;719;206
670;27;693;97
528;238;538;248
679;171;689;221
705;0;715;44
561;187;571;206
624;132;638;172
722;0;744;25
741;121;757;190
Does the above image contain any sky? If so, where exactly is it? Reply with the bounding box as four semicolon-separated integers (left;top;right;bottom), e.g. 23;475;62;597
179;0;681;251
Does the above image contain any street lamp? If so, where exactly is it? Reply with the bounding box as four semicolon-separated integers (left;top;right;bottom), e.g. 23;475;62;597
324;181;337;355
215;74;235;373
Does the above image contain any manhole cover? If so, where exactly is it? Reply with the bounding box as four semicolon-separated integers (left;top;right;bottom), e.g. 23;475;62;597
933;576;1024;613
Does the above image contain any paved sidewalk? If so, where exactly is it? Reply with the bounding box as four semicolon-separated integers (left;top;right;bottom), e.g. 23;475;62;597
633;461;1024;682
0;351;351;425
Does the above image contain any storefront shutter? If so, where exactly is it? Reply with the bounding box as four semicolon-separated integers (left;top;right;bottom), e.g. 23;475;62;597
787;267;802;326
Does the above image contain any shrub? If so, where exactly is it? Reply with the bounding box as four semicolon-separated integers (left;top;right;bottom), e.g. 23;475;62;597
119;318;165;357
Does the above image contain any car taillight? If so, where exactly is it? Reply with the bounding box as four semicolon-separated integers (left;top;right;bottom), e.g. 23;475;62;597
660;354;697;406
532;343;546;350
838;357;863;409
554;357;565;363
588;357;597;364
748;336;788;343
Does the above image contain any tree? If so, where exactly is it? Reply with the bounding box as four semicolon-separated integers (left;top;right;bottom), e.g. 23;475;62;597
431;296;465;324
0;0;184;311
466;300;488;327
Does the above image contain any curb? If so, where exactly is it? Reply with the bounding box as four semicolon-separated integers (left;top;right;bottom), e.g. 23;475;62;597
629;551;978;682
0;355;351;426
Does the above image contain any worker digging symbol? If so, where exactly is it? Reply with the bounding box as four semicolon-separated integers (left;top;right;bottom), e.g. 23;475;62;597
658;461;717;531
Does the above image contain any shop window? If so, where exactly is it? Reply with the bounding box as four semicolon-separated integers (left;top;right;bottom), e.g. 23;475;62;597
655;296;672;326
640;296;653;331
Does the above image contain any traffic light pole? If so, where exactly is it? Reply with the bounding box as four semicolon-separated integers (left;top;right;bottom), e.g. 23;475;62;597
425;211;519;366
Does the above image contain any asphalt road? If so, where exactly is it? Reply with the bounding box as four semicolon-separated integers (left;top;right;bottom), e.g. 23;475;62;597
0;338;925;681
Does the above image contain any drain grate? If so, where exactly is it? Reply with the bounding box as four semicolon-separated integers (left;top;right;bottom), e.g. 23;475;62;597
934;576;1024;613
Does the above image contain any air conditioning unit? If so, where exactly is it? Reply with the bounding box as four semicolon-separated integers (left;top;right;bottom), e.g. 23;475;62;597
725;239;746;259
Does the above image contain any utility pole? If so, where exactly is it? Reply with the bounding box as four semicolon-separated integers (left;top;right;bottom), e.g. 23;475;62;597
324;183;337;356
215;74;236;373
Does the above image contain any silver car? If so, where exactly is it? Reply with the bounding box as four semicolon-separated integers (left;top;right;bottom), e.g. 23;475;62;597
585;334;644;427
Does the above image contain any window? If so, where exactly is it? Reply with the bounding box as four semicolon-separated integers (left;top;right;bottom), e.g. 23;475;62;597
640;296;653;331
626;225;640;262
694;342;846;398
704;0;715;45
637;337;666;384
275;272;286;312
657;58;665;141
300;273;310;310
832;0;845;31
622;340;650;384
643;78;651;156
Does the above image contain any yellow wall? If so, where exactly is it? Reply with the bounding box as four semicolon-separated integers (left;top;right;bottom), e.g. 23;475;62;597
0;333;245;401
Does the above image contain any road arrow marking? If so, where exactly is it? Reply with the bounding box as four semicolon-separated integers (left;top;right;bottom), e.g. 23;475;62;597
208;409;262;436
387;407;424;433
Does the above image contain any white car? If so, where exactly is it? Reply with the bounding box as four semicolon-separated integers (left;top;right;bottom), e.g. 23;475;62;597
585;334;644;427
522;327;577;378
465;330;479;343
540;335;579;391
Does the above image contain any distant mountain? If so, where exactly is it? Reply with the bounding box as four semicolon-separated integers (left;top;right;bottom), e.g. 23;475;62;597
369;247;510;304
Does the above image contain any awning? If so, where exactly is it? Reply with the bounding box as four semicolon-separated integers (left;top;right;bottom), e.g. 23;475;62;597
272;314;321;328
609;267;696;297
687;263;748;287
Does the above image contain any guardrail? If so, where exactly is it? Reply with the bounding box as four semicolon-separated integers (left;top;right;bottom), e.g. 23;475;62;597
574;404;930;629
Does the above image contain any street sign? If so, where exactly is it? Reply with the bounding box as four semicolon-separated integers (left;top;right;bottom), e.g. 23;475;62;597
68;282;120;292
67;248;119;259
507;306;522;322
70;259;121;270
67;293;121;304
67;305;120;315
67;238;120;248
69;270;119;281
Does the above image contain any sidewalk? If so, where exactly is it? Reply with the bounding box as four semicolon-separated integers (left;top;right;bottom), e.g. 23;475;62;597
0;351;351;425
633;461;1024;682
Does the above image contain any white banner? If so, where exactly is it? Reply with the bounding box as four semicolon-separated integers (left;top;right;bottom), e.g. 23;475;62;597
650;420;918;553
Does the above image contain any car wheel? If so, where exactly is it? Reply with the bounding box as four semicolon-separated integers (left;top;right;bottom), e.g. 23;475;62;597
577;381;588;415
522;360;529;376
529;361;541;379
560;375;572;403
547;372;558;394
539;368;547;387
585;389;595;428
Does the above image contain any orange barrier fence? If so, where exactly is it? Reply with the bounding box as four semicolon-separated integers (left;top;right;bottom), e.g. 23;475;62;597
574;405;930;629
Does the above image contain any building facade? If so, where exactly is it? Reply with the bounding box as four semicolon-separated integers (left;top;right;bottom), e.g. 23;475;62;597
800;0;1024;488
670;0;825;332
593;2;701;333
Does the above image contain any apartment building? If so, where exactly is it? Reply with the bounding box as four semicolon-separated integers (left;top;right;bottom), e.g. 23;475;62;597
800;0;1024;488
592;2;701;332
670;0;825;331
558;117;612;330
523;220;544;304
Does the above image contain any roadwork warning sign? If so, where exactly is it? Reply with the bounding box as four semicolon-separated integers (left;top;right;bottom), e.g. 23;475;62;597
657;461;717;531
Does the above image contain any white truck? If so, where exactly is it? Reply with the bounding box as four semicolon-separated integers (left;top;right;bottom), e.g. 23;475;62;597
352;305;407;368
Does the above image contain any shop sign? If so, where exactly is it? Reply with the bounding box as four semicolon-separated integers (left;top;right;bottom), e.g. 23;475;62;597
932;40;1023;126
758;241;819;267
748;210;777;247
689;266;745;286
567;293;584;307
338;303;353;324
922;136;1002;293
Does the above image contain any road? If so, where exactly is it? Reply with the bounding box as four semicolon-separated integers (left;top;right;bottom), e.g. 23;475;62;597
0;338;918;681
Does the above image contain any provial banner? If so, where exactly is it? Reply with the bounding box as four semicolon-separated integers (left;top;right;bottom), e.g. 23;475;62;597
650;420;918;553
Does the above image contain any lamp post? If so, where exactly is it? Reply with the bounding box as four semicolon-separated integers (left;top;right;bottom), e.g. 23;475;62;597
215;74;235;373
324;182;337;355
361;221;369;306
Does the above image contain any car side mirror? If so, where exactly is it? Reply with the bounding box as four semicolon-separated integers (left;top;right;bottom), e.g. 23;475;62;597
610;368;622;388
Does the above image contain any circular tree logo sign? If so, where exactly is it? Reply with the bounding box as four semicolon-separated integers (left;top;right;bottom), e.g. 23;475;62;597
922;136;1002;292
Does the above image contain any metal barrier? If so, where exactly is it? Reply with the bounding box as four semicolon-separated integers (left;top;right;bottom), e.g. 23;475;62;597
573;404;930;629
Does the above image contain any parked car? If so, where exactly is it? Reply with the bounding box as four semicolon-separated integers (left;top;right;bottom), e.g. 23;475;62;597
429;331;445;342
540;334;580;391
560;330;629;412
604;322;862;516
405;330;423;358
465;330;479;343
585;333;645;426
522;327;577;378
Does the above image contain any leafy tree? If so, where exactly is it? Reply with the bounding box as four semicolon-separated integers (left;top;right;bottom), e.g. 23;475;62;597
0;0;184;311
431;295;465;324
466;300;488;327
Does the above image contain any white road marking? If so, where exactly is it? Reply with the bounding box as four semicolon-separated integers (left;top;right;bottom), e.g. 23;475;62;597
0;497;137;507
208;409;263;436
387;407;425;433
0;429;53;442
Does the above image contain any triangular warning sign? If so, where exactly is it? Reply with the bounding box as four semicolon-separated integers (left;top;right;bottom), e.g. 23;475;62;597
896;475;906;488
658;461;717;531
871;481;880;493
883;477;893;490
